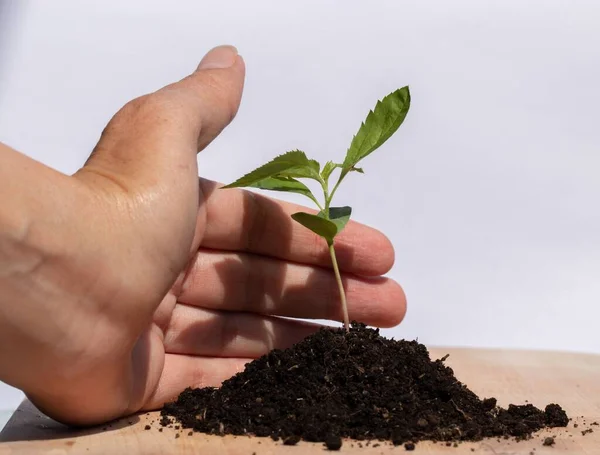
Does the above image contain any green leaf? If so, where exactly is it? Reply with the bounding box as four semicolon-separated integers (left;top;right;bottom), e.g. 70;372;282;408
320;206;352;234
250;176;320;205
222;150;320;188
321;161;341;182
278;167;321;181
343;87;410;171
292;206;352;244
291;212;338;245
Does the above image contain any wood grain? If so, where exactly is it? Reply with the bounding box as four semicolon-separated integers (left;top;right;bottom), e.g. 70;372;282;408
1;348;599;454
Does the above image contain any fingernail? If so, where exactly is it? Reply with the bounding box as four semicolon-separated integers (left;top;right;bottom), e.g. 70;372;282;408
197;45;239;71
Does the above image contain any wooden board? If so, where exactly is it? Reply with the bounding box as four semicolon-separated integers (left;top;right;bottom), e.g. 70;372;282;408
1;348;599;454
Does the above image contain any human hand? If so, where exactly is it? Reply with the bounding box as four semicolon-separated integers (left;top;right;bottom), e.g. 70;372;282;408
0;46;406;426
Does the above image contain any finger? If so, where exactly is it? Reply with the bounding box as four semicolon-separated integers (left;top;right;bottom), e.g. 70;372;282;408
142;354;249;409
199;179;395;276
180;249;407;327
75;44;245;201
163;305;321;358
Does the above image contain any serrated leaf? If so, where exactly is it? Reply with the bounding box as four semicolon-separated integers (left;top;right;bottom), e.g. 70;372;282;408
291;212;338;245
222;150;320;188
320;206;352;233
278;167;321;181
343;87;410;171
250;176;320;205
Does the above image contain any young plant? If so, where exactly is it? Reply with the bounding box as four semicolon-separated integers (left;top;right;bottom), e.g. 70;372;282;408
222;87;411;331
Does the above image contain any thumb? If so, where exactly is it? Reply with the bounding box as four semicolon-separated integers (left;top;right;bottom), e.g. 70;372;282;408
76;45;245;193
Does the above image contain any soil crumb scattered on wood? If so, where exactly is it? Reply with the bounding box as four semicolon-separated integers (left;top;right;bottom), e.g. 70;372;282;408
161;323;568;446
543;436;555;446
404;441;416;450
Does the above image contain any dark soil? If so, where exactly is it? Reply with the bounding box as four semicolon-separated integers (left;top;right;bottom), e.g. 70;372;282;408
161;323;568;447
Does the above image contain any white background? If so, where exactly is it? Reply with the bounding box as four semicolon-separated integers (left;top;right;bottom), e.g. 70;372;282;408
1;0;599;415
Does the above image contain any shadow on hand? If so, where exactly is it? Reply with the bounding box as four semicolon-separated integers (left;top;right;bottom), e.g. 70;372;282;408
181;182;357;357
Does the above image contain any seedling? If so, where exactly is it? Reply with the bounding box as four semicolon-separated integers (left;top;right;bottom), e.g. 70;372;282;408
223;87;411;330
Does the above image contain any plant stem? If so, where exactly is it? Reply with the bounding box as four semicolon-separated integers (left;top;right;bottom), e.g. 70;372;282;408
327;170;346;205
329;242;349;331
323;188;330;214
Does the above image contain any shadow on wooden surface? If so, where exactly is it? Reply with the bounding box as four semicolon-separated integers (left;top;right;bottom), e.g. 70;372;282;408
0;401;140;443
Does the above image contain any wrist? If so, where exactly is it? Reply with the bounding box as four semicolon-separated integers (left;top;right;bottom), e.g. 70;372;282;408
0;143;79;392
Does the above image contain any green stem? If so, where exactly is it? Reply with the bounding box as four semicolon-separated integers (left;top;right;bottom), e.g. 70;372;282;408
329;242;349;331
327;170;347;206
323;189;331;215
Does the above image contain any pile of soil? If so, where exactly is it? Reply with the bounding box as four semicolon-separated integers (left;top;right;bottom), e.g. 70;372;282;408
161;323;568;448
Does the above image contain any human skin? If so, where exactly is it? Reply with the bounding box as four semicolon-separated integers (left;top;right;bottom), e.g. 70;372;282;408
0;46;406;426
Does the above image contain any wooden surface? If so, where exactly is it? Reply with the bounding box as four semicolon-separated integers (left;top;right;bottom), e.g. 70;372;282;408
1;348;599;454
